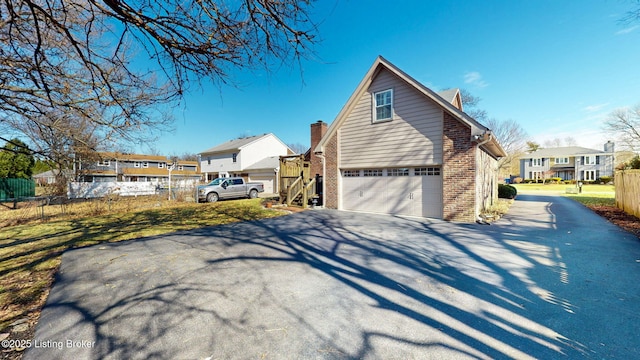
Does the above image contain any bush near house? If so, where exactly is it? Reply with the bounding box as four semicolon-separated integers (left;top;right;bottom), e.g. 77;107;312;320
597;176;612;184
498;184;517;199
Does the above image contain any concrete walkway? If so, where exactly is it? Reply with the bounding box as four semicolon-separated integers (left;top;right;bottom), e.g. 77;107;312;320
25;193;640;359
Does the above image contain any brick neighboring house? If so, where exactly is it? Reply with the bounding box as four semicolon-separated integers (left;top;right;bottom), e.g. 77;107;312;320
78;152;200;184
313;56;506;222
520;141;615;181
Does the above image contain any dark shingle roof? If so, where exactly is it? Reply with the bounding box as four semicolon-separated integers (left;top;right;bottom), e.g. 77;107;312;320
244;156;280;170
199;134;269;154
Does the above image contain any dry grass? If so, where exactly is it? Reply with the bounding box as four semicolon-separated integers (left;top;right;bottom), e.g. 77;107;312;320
480;198;514;222
0;197;288;358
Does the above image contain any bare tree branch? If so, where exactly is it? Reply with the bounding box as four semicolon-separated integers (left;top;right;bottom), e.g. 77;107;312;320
604;104;640;151
0;0;318;170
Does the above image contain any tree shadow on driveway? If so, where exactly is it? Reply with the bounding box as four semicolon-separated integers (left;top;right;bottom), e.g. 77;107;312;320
26;195;640;359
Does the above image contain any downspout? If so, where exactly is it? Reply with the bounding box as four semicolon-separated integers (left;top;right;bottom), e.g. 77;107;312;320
474;132;493;147
314;151;325;208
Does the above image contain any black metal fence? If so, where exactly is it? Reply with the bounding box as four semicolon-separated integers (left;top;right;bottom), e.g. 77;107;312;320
0;178;36;201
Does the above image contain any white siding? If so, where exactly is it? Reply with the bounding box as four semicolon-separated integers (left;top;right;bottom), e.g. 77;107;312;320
241;135;290;169
248;171;277;193
339;69;443;168
201;152;241;174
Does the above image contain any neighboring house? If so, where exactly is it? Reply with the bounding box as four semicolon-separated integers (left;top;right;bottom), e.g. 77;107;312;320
520;141;615;181
33;170;57;185
313;56;506;222
78;152;200;184
198;133;293;193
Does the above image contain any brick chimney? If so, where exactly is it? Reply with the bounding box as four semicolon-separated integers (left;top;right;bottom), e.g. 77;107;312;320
310;120;328;177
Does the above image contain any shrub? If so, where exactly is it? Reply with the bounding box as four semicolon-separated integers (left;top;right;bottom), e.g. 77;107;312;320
597;176;612;184
513;177;523;184
498;184;517;199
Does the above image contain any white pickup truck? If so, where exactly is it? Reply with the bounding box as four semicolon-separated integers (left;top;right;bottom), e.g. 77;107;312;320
197;177;264;203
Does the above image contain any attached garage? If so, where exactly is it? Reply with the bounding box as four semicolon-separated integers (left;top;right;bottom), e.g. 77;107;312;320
245;156;281;194
341;167;442;218
313;56;506;222
249;175;275;194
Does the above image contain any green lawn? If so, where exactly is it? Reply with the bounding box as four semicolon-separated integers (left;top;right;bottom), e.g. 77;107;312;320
0;198;285;330
512;183;615;193
513;183;615;207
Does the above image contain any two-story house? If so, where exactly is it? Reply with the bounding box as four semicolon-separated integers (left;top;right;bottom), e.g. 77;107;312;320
78;152;200;184
198;133;293;193
520;141;615;181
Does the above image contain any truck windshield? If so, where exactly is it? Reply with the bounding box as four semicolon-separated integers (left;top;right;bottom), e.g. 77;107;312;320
208;178;223;186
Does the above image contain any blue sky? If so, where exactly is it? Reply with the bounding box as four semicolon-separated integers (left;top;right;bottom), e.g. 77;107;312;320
147;0;640;156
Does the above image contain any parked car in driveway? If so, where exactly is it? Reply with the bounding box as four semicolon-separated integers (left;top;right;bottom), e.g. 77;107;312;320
197;177;264;203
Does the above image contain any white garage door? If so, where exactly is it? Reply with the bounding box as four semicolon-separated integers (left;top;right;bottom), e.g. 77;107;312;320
250;176;275;194
341;167;442;218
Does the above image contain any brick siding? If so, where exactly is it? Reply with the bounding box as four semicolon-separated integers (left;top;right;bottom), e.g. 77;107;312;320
442;112;477;222
323;132;339;209
310;121;327;178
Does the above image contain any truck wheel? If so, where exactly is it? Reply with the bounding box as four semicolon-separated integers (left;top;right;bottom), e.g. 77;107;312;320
206;192;219;203
248;189;258;199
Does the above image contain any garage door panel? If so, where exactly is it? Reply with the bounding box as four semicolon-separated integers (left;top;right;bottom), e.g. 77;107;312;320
414;175;442;218
250;176;274;193
341;168;442;219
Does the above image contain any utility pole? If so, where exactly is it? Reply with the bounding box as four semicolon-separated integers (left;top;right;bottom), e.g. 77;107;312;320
168;160;175;201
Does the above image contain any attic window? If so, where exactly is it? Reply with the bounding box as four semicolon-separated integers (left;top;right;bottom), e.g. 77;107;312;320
373;89;393;122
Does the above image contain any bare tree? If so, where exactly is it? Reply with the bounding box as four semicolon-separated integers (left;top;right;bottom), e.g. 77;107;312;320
458;88;488;122
0;0;318;163
604;104;640;151
287;142;308;154
485;118;529;177
621;1;640;23
543;138;562;148
564;136;577;146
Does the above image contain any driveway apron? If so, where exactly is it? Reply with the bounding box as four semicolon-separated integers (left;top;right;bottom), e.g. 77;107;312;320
25;193;640;359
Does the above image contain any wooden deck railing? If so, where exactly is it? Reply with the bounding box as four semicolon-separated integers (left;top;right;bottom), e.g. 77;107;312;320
286;176;303;206
302;177;316;208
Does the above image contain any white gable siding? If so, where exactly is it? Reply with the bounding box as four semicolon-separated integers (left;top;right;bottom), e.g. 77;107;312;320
201;152;241;174
339;68;443;168
241;135;289;169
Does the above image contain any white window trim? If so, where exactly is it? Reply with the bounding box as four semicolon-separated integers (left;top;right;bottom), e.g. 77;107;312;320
555;157;569;164
584;156;596;165
532;158;542;166
373;89;393;123
583;170;596;181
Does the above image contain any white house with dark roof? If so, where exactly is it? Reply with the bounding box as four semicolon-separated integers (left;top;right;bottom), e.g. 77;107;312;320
198;133;293;193
519;141;615;181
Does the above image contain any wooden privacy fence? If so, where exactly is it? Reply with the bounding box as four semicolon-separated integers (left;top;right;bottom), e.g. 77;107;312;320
615;170;640;218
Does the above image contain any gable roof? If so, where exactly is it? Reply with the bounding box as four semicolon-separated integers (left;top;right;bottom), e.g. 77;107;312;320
436;88;463;109
199;133;291;155
523;146;610;158
314;56;506;158
244;156;280;170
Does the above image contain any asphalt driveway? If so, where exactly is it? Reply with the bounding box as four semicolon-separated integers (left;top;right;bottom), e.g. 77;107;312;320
26;193;640;359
